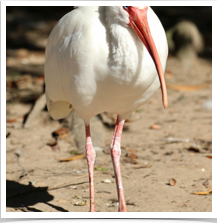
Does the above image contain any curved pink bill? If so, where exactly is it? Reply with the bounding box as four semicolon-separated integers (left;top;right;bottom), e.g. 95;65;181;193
125;6;168;109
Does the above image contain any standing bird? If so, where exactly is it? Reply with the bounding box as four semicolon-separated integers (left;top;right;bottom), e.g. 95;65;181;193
45;6;168;212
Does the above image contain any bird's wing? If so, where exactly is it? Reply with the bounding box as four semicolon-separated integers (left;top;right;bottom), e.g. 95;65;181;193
44;7;108;120
44;8;80;120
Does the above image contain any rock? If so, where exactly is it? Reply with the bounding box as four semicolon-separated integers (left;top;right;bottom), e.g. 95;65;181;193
65;111;106;154
102;179;112;184
202;99;212;110
166;20;204;65
23;93;47;128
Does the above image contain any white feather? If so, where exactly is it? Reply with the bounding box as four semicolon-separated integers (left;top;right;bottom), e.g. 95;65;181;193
44;6;168;124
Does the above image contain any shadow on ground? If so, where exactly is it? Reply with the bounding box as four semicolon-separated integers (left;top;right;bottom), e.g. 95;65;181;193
6;180;69;212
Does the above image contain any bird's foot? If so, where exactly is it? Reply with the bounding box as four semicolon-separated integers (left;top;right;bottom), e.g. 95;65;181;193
90;209;96;212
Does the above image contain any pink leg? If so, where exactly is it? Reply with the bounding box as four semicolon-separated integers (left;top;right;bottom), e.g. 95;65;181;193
110;116;127;212
85;125;96;212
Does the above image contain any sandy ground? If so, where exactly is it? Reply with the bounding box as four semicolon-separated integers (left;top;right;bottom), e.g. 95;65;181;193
6;55;212;212
6;6;212;213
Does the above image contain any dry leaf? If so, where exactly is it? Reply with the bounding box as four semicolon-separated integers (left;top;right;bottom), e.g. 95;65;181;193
59;154;85;162
46;139;59;151
94;167;108;171
135;108;143;113
125;118;131;122
166;84;209;92
6;119;17;123
122;148;139;164
129;148;135;154
206;155;212;159
52;127;69;139
150;124;161;130
165;70;173;79
58;199;67;203
134;164;152;169
187;146;200;153
36;76;44;82
191;191;212;195
129;148;137;159
169;178;176;186
47;140;57;147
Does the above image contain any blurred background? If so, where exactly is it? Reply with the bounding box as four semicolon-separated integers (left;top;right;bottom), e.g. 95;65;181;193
6;6;212;104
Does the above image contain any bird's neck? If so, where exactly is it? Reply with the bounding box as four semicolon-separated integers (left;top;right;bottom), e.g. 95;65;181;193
107;24;144;77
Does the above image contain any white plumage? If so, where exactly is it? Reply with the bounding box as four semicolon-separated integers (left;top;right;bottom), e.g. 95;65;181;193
45;6;168;123
44;6;168;212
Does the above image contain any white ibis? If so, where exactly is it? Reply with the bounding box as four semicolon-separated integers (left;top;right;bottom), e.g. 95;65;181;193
44;6;168;212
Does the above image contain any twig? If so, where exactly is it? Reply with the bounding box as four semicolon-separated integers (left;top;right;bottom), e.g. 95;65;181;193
6;172;104;199
159;137;190;144
48;171;102;191
48;174;89;191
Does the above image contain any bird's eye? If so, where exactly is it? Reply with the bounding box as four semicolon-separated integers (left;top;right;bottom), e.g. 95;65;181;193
124;6;129;10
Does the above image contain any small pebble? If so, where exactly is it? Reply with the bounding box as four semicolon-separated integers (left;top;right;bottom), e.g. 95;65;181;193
74;200;86;206
102;179;111;184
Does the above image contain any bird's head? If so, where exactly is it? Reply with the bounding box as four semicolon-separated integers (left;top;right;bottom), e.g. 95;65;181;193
106;6;168;109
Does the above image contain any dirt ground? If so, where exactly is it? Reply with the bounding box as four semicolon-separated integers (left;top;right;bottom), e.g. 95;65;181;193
6;7;212;212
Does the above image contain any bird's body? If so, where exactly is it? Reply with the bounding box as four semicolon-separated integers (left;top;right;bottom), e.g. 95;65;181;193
45;6;168;212
45;6;168;123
